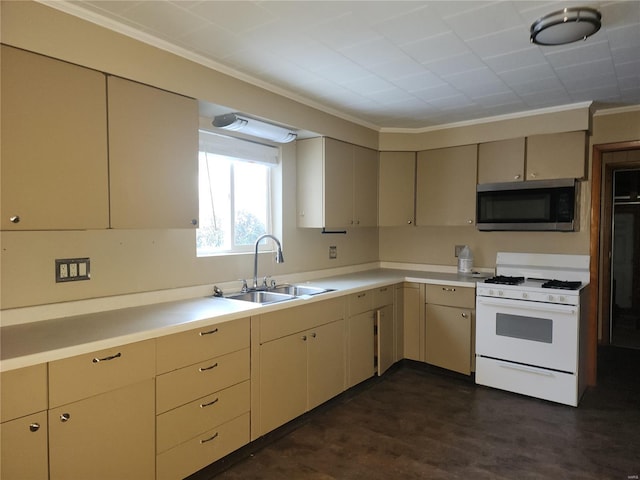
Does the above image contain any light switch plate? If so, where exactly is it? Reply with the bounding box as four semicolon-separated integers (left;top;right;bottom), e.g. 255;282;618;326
56;258;90;282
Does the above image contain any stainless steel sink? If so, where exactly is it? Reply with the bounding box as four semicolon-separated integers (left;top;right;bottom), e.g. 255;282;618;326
225;291;295;305
269;284;333;296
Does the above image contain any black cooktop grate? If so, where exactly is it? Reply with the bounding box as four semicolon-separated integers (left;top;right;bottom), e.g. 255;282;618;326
541;280;582;290
484;276;525;285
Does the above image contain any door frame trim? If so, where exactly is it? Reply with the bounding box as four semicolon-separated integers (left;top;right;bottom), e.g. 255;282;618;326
589;140;640;385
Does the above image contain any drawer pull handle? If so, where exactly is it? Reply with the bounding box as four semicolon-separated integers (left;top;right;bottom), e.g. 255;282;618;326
92;352;122;363
29;423;41;432
357;293;366;298
199;362;218;372
442;287;456;292
200;398;219;408
200;432;219;444
199;328;219;336
60;413;71;422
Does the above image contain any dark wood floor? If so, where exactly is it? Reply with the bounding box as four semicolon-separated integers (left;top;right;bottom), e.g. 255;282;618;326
193;347;640;480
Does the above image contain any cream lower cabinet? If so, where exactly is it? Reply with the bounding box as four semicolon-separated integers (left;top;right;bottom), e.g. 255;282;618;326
48;340;156;480
347;286;396;388
425;284;475;375
401;283;425;362
0;364;48;480
253;298;345;437
49;380;155;480
155;318;250;480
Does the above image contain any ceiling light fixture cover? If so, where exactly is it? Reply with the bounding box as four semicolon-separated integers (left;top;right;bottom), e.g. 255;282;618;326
212;113;297;143
530;7;602;46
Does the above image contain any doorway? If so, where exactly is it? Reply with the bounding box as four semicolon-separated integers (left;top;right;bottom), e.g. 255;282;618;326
594;147;640;351
610;169;640;348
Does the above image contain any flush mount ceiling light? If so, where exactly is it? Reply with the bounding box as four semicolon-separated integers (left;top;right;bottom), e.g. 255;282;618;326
530;7;602;46
212;113;297;143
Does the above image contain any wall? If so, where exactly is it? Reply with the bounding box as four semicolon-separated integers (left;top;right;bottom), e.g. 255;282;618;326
0;2;379;309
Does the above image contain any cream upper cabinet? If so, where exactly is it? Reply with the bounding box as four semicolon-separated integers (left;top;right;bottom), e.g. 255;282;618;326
416;144;477;226
297;137;378;228
108;76;199;229
379;151;416;226
526;131;587;180
1;45;109;231
477;138;525;184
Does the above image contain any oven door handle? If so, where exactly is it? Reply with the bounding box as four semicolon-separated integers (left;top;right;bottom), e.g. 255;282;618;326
477;297;576;315
496;360;555;377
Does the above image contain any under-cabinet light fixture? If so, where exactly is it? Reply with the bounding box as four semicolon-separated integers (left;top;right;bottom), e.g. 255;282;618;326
530;7;601;46
212;113;297;143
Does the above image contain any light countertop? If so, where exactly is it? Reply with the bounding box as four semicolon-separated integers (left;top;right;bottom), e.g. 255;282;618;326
0;268;487;371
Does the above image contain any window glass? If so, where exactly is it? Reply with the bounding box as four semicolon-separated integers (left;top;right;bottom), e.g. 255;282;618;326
197;132;274;256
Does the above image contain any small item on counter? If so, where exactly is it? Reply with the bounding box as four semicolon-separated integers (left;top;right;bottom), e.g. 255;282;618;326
457;245;473;274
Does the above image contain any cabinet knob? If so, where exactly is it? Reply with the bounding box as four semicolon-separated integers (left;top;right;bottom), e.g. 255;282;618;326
29;423;41;432
311;332;317;338
60;413;71;422
191;219;198;226
407;220;413;225
530;172;537;178
514;174;521;180
467;219;473;224
461;313;468;318
9;215;20;224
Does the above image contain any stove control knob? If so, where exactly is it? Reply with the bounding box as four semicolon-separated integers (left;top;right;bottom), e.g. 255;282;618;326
548;295;555;302
559;296;566;303
498;290;504;296
488;289;494;296
522;292;528;299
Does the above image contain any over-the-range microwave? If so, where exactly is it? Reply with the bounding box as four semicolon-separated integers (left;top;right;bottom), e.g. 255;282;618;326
476;178;579;232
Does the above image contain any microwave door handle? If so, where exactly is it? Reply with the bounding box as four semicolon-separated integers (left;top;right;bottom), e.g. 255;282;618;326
477;298;576;315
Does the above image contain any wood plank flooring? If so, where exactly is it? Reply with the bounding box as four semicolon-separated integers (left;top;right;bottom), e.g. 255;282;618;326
191;347;640;479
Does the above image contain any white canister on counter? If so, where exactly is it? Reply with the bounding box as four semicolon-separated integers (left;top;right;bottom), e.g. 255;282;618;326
457;245;473;274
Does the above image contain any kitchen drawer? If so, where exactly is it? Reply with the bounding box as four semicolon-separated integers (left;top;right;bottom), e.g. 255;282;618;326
348;289;373;316
156;412;250;480
425;284;475;309
156;348;249;414
157;317;249;374
0;364;47;422
373;285;394;309
0;411;48;480
49;339;155;408
260;297;344;343
157;380;249;454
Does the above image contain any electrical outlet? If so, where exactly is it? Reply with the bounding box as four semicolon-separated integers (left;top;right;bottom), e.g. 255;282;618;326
56;258;90;282
329;245;337;259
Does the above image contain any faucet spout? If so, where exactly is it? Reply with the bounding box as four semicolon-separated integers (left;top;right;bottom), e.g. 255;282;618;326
253;234;284;289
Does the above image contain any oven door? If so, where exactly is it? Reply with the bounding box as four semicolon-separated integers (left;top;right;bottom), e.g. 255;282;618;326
476;296;579;373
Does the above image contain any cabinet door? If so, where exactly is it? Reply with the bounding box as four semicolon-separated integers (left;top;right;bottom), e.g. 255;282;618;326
353;145;378;227
348;311;375;388
376;304;395;376
478;138;525;184
526;131;586;180
324;138;354;228
108;76;198;229
259;333;307;435
308;320;346;409
416;145;477;226
425;304;472;375
0;411;48;480
0;364;47;423
49;379;155;480
379;151;416;226
403;283;423;361
1;45;109;230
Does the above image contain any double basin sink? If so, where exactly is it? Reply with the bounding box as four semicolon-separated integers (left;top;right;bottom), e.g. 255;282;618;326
225;284;333;305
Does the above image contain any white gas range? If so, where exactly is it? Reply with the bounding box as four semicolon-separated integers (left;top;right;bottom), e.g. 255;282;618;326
475;252;590;407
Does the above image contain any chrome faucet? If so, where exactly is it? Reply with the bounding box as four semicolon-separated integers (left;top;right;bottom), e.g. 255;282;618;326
253;234;284;289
